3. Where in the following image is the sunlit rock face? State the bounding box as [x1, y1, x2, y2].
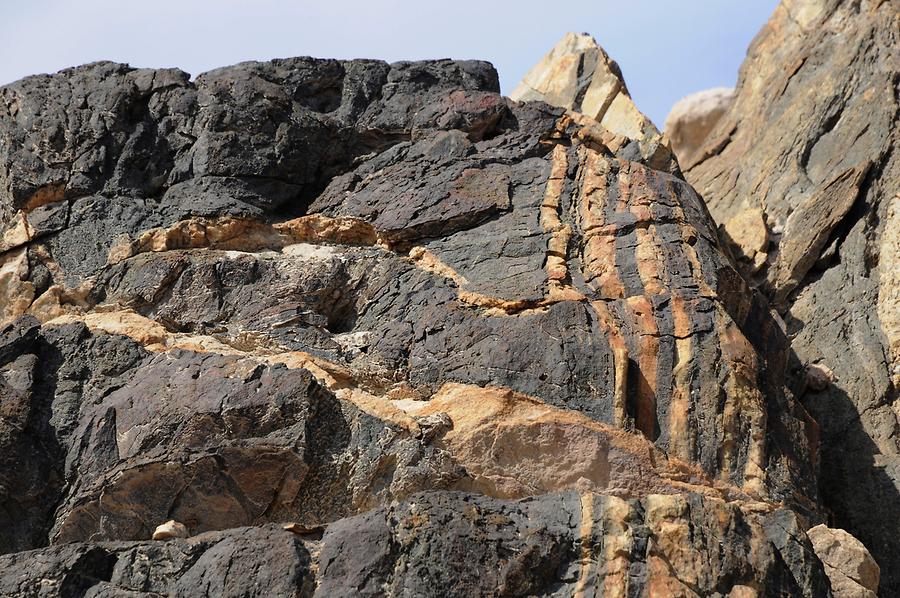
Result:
[0, 3, 892, 593]
[510, 32, 670, 170]
[664, 87, 735, 169]
[680, 0, 900, 592]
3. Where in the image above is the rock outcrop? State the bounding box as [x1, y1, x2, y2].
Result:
[808, 524, 880, 598]
[683, 0, 900, 592]
[0, 492, 832, 597]
[0, 3, 892, 594]
[664, 87, 735, 168]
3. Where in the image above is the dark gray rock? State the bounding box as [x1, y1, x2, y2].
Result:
[0, 524, 313, 597]
[0, 57, 499, 223]
[0, 492, 832, 597]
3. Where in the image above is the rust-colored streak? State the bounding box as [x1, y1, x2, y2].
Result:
[716, 309, 767, 496]
[624, 295, 660, 441]
[579, 148, 625, 299]
[23, 183, 67, 212]
[591, 300, 629, 427]
[666, 178, 716, 299]
[668, 296, 695, 462]
[633, 225, 665, 295]
[626, 166, 667, 296]
[541, 144, 574, 294]
[573, 493, 596, 598]
[107, 215, 384, 265]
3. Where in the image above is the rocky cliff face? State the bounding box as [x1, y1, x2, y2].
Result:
[682, 0, 899, 593]
[0, 1, 893, 596]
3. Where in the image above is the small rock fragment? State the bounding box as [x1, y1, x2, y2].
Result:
[152, 520, 189, 540]
[283, 522, 325, 536]
[722, 207, 770, 264]
[415, 412, 453, 443]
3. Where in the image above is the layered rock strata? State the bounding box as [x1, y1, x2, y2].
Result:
[0, 10, 886, 596]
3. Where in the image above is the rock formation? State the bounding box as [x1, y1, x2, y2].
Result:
[808, 525, 880, 598]
[683, 0, 900, 592]
[664, 87, 735, 168]
[510, 32, 668, 169]
[0, 0, 893, 595]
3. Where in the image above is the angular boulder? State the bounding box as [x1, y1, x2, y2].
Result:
[809, 524, 880, 598]
[664, 87, 735, 168]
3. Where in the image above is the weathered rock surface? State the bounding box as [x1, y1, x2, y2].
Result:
[0, 13, 886, 595]
[509, 32, 671, 170]
[809, 524, 880, 598]
[0, 492, 831, 597]
[683, 0, 900, 591]
[664, 87, 735, 169]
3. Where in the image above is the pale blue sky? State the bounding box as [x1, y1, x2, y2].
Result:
[0, 0, 779, 126]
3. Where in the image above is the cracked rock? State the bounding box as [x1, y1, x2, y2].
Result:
[0, 4, 893, 593]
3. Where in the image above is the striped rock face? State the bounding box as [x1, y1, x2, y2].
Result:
[0, 37, 849, 597]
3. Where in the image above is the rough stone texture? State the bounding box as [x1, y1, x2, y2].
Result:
[664, 87, 735, 170]
[0, 492, 831, 598]
[0, 19, 881, 595]
[0, 524, 315, 597]
[683, 0, 900, 591]
[509, 32, 672, 171]
[0, 59, 499, 222]
[809, 524, 880, 598]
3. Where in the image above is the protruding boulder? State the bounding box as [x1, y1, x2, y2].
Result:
[808, 524, 880, 598]
[152, 520, 189, 540]
[722, 206, 771, 273]
[664, 87, 735, 168]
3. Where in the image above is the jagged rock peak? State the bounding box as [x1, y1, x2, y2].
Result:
[510, 32, 670, 167]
